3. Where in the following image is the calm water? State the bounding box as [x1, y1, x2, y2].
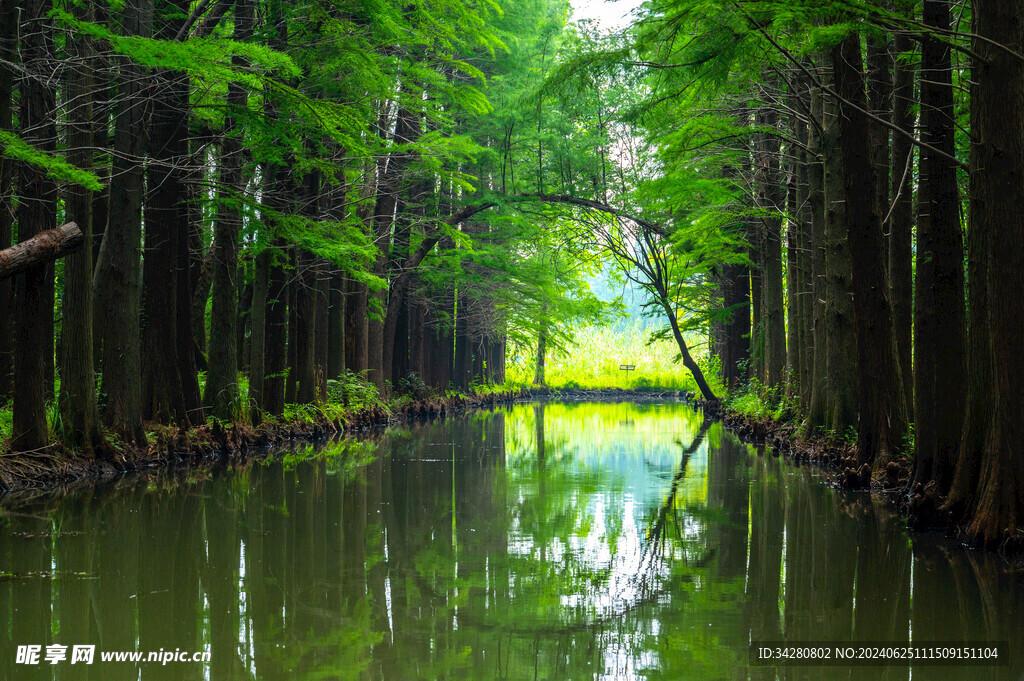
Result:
[0, 400, 1022, 680]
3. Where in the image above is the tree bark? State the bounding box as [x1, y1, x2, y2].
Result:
[806, 81, 831, 431]
[141, 0, 192, 425]
[327, 270, 346, 380]
[314, 259, 330, 401]
[532, 319, 546, 387]
[754, 105, 787, 390]
[912, 0, 966, 494]
[94, 0, 152, 445]
[820, 88, 859, 435]
[204, 0, 252, 419]
[0, 223, 83, 280]
[867, 33, 892, 267]
[831, 34, 909, 469]
[889, 1, 916, 417]
[249, 249, 268, 424]
[263, 242, 289, 416]
[12, 0, 57, 451]
[959, 0, 1024, 546]
[0, 0, 16, 402]
[345, 277, 368, 375]
[58, 0, 102, 453]
[294, 250, 318, 404]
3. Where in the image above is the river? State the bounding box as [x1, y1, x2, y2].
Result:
[0, 400, 1021, 680]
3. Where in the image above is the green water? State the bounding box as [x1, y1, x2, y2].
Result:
[0, 400, 1021, 680]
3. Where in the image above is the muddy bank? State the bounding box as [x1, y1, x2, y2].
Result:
[690, 397, 1004, 551]
[0, 388, 527, 499]
[694, 397, 912, 491]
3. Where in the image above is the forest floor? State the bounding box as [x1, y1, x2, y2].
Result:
[0, 386, 527, 500]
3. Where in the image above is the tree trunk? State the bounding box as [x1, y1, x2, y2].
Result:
[431, 292, 454, 389]
[661, 296, 717, 401]
[454, 291, 472, 390]
[867, 34, 892, 268]
[785, 148, 801, 397]
[141, 0, 192, 425]
[409, 296, 425, 380]
[0, 223, 83, 279]
[285, 268, 298, 404]
[263, 242, 289, 416]
[204, 0, 252, 419]
[294, 252, 318, 404]
[314, 260, 330, 401]
[191, 236, 213, 372]
[533, 315, 546, 387]
[831, 34, 908, 469]
[889, 1, 916, 416]
[237, 278, 252, 375]
[959, 0, 1024, 546]
[806, 82, 830, 431]
[345, 277, 368, 376]
[911, 0, 966, 494]
[327, 270, 346, 380]
[0, 0, 16, 402]
[249, 249, 268, 424]
[12, 0, 57, 451]
[820, 89, 859, 435]
[754, 106, 787, 390]
[94, 0, 152, 445]
[59, 3, 102, 452]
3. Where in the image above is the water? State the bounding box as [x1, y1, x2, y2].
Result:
[0, 400, 1021, 680]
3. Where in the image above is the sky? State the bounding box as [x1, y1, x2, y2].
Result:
[569, 0, 643, 30]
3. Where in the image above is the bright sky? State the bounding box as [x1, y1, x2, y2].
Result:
[569, 0, 643, 31]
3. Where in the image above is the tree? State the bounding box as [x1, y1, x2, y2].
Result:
[949, 0, 1024, 546]
[911, 0, 965, 493]
[93, 0, 152, 445]
[12, 0, 57, 452]
[59, 0, 103, 452]
[831, 33, 908, 470]
[205, 0, 253, 419]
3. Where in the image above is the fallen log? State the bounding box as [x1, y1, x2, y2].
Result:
[0, 222, 83, 280]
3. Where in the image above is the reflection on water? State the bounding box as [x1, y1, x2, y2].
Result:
[0, 401, 1022, 680]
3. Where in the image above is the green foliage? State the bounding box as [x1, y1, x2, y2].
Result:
[0, 131, 104, 191]
[326, 372, 383, 411]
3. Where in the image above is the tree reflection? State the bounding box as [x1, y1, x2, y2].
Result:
[0, 402, 1021, 679]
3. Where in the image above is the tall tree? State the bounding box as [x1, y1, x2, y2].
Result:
[952, 0, 1024, 546]
[93, 0, 153, 445]
[831, 32, 908, 469]
[12, 0, 57, 451]
[59, 0, 103, 452]
[753, 105, 786, 390]
[911, 0, 966, 493]
[0, 0, 16, 403]
[205, 0, 253, 419]
[888, 0, 916, 417]
[141, 0, 193, 425]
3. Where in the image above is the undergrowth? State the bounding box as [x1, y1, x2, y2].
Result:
[0, 370, 522, 454]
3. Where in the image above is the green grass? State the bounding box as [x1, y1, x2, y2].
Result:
[0, 407, 10, 441]
[508, 321, 722, 393]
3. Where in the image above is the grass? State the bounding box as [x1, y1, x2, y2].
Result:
[508, 320, 722, 393]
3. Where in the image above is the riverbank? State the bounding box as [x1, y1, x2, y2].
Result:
[0, 387, 527, 497]
[690, 396, 1005, 549]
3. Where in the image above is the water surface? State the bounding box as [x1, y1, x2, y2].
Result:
[1, 400, 1021, 680]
